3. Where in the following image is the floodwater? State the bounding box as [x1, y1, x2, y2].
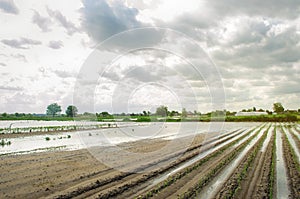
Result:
[275, 128, 290, 199]
[0, 122, 261, 155]
[291, 127, 300, 140]
[261, 126, 273, 152]
[0, 120, 107, 128]
[283, 127, 300, 163]
[146, 127, 254, 190]
[197, 125, 266, 199]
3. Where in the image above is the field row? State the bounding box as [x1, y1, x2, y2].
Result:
[0, 123, 299, 198]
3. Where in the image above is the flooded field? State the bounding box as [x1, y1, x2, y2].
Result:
[0, 122, 299, 199]
[0, 122, 255, 155]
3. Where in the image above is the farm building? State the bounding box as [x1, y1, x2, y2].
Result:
[235, 111, 268, 116]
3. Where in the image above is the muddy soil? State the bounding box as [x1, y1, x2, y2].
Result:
[282, 130, 300, 199]
[0, 132, 210, 198]
[240, 131, 276, 199]
[214, 129, 267, 199]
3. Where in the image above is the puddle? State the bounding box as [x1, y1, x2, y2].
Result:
[0, 132, 84, 155]
[276, 127, 290, 199]
[260, 125, 273, 152]
[145, 125, 262, 191]
[0, 120, 131, 128]
[283, 127, 300, 163]
[291, 128, 300, 140]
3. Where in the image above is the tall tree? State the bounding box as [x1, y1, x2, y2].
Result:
[273, 102, 284, 113]
[65, 105, 78, 117]
[182, 108, 187, 117]
[46, 103, 62, 117]
[142, 110, 148, 116]
[156, 106, 168, 117]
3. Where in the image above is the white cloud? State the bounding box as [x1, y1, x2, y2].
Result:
[32, 10, 52, 32]
[48, 40, 63, 49]
[0, 0, 299, 113]
[1, 37, 42, 49]
[47, 7, 79, 35]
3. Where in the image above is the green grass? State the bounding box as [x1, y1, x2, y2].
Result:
[225, 114, 298, 122]
[0, 113, 299, 122]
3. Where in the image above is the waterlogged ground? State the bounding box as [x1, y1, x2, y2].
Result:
[0, 120, 113, 128]
[0, 122, 258, 155]
[1, 122, 299, 199]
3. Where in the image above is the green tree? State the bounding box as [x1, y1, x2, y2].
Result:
[46, 103, 62, 117]
[169, 110, 179, 117]
[194, 110, 200, 115]
[142, 110, 148, 116]
[156, 106, 168, 117]
[182, 108, 187, 118]
[273, 102, 284, 113]
[65, 105, 78, 117]
[1, 113, 7, 117]
[100, 112, 110, 117]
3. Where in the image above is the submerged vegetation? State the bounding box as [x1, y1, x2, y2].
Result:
[0, 139, 11, 146]
[0, 124, 113, 135]
[46, 135, 71, 141]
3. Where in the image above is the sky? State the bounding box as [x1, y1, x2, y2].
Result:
[0, 0, 299, 114]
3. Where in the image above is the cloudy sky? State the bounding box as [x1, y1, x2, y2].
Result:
[0, 0, 299, 114]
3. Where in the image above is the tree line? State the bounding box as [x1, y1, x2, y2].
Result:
[46, 103, 78, 117]
[0, 102, 299, 121]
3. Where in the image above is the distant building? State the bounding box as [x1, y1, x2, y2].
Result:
[129, 118, 138, 121]
[235, 111, 268, 116]
[102, 119, 124, 122]
[187, 111, 199, 118]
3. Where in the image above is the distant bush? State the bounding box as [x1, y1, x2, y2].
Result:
[225, 114, 298, 122]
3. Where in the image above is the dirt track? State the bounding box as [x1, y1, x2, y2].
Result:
[1, 123, 299, 199]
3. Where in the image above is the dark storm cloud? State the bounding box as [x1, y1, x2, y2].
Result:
[1, 37, 42, 49]
[0, 0, 19, 14]
[0, 62, 6, 66]
[81, 0, 142, 42]
[32, 10, 52, 32]
[212, 24, 300, 69]
[47, 7, 78, 35]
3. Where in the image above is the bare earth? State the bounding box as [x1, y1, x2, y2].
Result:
[0, 132, 207, 198]
[1, 124, 299, 199]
